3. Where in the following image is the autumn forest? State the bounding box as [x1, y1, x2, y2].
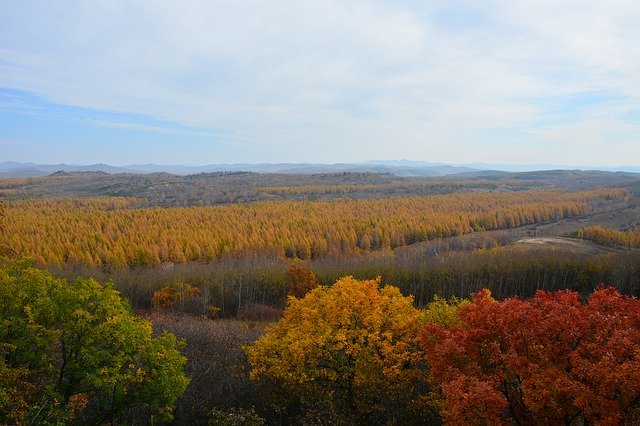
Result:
[2, 170, 640, 424]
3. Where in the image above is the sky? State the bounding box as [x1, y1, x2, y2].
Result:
[1, 1, 639, 167]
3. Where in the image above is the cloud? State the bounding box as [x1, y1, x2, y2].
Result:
[0, 0, 638, 164]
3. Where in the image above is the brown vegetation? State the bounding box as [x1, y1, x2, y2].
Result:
[148, 313, 266, 424]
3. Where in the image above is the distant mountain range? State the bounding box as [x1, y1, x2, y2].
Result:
[0, 161, 477, 177]
[1, 161, 639, 178]
[0, 162, 134, 177]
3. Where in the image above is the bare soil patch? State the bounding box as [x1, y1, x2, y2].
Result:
[516, 236, 619, 254]
[523, 202, 640, 238]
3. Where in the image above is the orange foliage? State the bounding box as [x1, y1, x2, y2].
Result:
[286, 263, 318, 298]
[423, 288, 640, 424]
[579, 225, 640, 248]
[1, 188, 628, 267]
[66, 393, 90, 422]
[151, 281, 200, 310]
[152, 286, 177, 309]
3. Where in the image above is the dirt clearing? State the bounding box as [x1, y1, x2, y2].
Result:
[516, 236, 621, 254]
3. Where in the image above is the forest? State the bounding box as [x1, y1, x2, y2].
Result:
[2, 170, 640, 424]
[578, 225, 640, 248]
[1, 188, 629, 266]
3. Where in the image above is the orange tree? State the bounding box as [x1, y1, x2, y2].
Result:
[286, 262, 318, 298]
[422, 288, 640, 424]
[245, 276, 437, 424]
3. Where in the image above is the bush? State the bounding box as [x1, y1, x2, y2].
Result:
[208, 407, 265, 425]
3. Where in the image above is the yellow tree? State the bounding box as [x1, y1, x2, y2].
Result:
[245, 276, 436, 424]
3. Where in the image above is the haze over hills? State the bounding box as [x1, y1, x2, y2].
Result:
[0, 161, 476, 177]
[126, 162, 477, 177]
[2, 161, 640, 178]
[0, 162, 138, 177]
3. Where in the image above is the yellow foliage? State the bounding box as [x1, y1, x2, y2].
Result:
[578, 225, 640, 249]
[1, 188, 628, 267]
[245, 276, 434, 422]
[423, 295, 469, 328]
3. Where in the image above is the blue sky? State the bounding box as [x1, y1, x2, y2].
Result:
[1, 1, 639, 166]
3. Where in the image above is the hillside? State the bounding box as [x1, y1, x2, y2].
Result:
[2, 168, 639, 207]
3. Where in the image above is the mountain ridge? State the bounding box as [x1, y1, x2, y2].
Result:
[1, 161, 639, 178]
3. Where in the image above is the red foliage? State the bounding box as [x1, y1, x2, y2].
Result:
[422, 288, 640, 425]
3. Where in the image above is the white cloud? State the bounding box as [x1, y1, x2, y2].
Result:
[0, 0, 639, 164]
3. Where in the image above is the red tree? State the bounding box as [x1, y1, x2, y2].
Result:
[422, 288, 640, 425]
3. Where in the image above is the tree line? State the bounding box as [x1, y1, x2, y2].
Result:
[246, 277, 640, 424]
[3, 169, 639, 207]
[578, 225, 640, 248]
[43, 240, 640, 319]
[6, 262, 640, 424]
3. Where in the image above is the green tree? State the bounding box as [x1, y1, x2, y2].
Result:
[0, 350, 30, 424]
[245, 276, 436, 424]
[0, 260, 189, 424]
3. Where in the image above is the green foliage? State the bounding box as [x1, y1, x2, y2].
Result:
[423, 295, 469, 328]
[0, 347, 30, 424]
[0, 259, 189, 424]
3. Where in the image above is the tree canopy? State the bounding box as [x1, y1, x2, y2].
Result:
[0, 260, 189, 424]
[423, 288, 640, 424]
[245, 276, 436, 424]
[2, 188, 626, 266]
[578, 225, 640, 248]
